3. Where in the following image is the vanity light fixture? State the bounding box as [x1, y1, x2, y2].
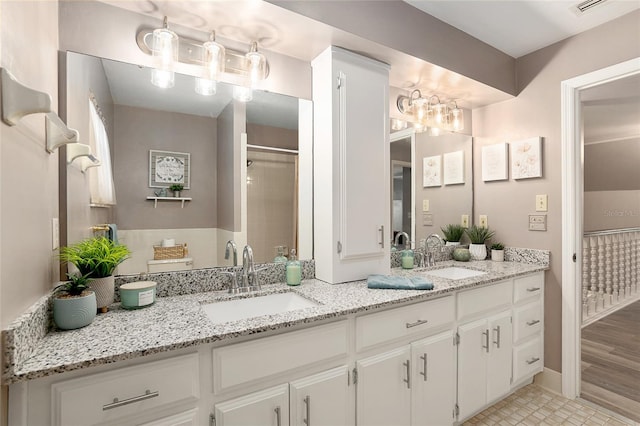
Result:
[150, 17, 179, 89]
[396, 90, 464, 133]
[137, 17, 270, 99]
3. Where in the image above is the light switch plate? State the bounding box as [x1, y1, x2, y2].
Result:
[479, 215, 488, 228]
[461, 214, 469, 228]
[422, 199, 430, 212]
[536, 194, 548, 212]
[423, 213, 433, 226]
[529, 214, 547, 231]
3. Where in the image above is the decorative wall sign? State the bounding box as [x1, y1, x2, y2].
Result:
[443, 150, 465, 185]
[482, 143, 509, 181]
[423, 155, 442, 187]
[510, 137, 542, 179]
[149, 150, 191, 188]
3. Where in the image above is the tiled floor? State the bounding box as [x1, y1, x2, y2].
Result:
[464, 384, 637, 425]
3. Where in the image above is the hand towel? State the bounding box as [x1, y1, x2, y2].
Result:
[367, 275, 434, 290]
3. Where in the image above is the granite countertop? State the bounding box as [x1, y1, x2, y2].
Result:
[6, 260, 547, 384]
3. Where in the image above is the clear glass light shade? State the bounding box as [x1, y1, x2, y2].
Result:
[195, 78, 217, 96]
[450, 107, 464, 131]
[151, 69, 175, 89]
[433, 103, 448, 125]
[233, 86, 253, 102]
[202, 39, 225, 81]
[246, 42, 267, 86]
[390, 118, 407, 131]
[151, 26, 178, 89]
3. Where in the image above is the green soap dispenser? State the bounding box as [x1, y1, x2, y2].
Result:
[274, 246, 288, 263]
[286, 248, 302, 286]
[401, 248, 414, 269]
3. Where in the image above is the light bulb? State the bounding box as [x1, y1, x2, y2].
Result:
[202, 31, 225, 81]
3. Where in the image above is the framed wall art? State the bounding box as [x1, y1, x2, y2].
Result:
[149, 150, 191, 188]
[510, 137, 542, 179]
[443, 150, 465, 185]
[423, 155, 442, 187]
[482, 143, 509, 181]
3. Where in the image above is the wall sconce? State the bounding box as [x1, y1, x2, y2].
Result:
[397, 90, 464, 133]
[137, 17, 270, 99]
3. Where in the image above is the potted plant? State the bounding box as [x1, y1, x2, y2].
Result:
[464, 225, 495, 261]
[441, 224, 465, 245]
[59, 237, 131, 313]
[491, 242, 505, 262]
[169, 183, 184, 197]
[53, 273, 97, 330]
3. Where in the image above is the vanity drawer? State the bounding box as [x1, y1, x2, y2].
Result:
[356, 296, 454, 351]
[513, 301, 542, 343]
[513, 337, 543, 383]
[51, 353, 200, 426]
[514, 272, 544, 304]
[457, 280, 512, 321]
[213, 321, 348, 393]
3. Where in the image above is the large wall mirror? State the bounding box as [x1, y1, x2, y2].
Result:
[63, 52, 312, 274]
[390, 128, 473, 248]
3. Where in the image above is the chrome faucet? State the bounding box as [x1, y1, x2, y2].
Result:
[425, 233, 445, 267]
[241, 245, 261, 291]
[224, 240, 238, 266]
[394, 232, 410, 249]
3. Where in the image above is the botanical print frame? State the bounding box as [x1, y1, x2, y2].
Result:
[443, 150, 465, 185]
[149, 150, 191, 188]
[482, 143, 509, 181]
[423, 155, 442, 187]
[510, 137, 542, 179]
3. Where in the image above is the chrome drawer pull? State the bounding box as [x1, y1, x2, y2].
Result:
[406, 319, 429, 328]
[103, 390, 159, 411]
[493, 325, 501, 348]
[275, 406, 282, 426]
[403, 360, 411, 389]
[526, 357, 540, 365]
[527, 319, 541, 326]
[526, 287, 540, 292]
[420, 353, 428, 381]
[303, 395, 311, 426]
[482, 330, 490, 353]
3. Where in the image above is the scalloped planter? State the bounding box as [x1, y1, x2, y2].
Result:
[53, 291, 97, 330]
[469, 243, 487, 261]
[88, 275, 115, 312]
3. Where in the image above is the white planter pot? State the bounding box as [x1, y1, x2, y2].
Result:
[88, 275, 115, 312]
[469, 243, 487, 261]
[445, 241, 461, 246]
[491, 249, 505, 262]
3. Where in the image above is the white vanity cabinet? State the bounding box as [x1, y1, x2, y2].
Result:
[512, 272, 545, 385]
[312, 46, 391, 284]
[214, 384, 290, 426]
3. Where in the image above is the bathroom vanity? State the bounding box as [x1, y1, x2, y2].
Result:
[5, 261, 545, 425]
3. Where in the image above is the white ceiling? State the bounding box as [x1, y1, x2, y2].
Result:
[405, 0, 640, 58]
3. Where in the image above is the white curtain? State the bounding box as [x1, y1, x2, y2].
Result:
[88, 100, 116, 205]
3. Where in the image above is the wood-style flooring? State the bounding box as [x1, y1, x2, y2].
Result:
[581, 299, 640, 423]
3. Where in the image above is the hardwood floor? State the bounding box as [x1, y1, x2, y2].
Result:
[581, 299, 640, 423]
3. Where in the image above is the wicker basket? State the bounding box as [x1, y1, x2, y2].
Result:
[153, 244, 186, 260]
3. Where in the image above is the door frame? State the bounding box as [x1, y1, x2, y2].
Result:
[560, 57, 640, 398]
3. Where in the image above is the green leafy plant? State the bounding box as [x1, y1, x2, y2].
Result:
[169, 183, 184, 192]
[59, 237, 131, 278]
[56, 273, 91, 297]
[491, 242, 505, 250]
[465, 225, 495, 244]
[441, 224, 465, 243]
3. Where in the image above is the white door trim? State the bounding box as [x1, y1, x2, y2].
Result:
[560, 57, 640, 399]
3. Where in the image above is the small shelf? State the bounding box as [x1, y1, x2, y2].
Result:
[146, 196, 192, 208]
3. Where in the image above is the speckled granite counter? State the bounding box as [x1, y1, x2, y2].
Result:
[2, 259, 548, 384]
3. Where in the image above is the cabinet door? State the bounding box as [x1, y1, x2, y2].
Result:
[457, 318, 488, 420]
[487, 311, 513, 402]
[290, 366, 352, 426]
[356, 347, 411, 426]
[214, 384, 289, 426]
[138, 408, 199, 426]
[411, 331, 455, 426]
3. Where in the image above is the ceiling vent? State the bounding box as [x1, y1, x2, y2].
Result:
[575, 0, 609, 13]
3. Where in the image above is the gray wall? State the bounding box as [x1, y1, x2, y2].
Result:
[472, 10, 640, 373]
[113, 105, 218, 229]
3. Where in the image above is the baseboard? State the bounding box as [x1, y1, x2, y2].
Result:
[533, 367, 562, 395]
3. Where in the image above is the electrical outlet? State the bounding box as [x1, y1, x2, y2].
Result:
[529, 214, 547, 231]
[479, 215, 488, 228]
[52, 218, 60, 250]
[536, 194, 548, 212]
[423, 213, 433, 226]
[422, 199, 430, 212]
[461, 214, 469, 228]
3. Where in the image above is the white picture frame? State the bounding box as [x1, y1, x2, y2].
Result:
[423, 155, 442, 187]
[482, 143, 509, 181]
[149, 150, 191, 188]
[510, 137, 542, 179]
[443, 150, 465, 185]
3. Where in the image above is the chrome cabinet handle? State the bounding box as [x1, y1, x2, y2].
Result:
[406, 319, 429, 328]
[526, 357, 540, 365]
[379, 225, 384, 248]
[102, 390, 159, 411]
[403, 360, 411, 389]
[275, 406, 282, 426]
[303, 395, 311, 426]
[493, 325, 501, 348]
[420, 353, 428, 381]
[527, 319, 541, 326]
[526, 287, 540, 292]
[482, 330, 489, 352]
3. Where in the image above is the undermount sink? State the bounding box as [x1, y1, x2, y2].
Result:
[202, 292, 319, 325]
[424, 267, 487, 280]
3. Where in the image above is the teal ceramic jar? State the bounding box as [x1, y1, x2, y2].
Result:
[53, 291, 97, 330]
[453, 248, 471, 262]
[120, 281, 157, 309]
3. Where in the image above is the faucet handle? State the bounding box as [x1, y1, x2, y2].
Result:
[219, 271, 240, 294]
[247, 266, 269, 291]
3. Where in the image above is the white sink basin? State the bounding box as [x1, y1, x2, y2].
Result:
[202, 292, 319, 325]
[424, 267, 487, 280]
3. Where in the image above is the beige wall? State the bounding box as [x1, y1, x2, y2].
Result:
[472, 10, 640, 373]
[113, 105, 218, 229]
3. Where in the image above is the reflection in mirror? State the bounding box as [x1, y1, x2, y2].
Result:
[389, 128, 473, 249]
[64, 52, 312, 274]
